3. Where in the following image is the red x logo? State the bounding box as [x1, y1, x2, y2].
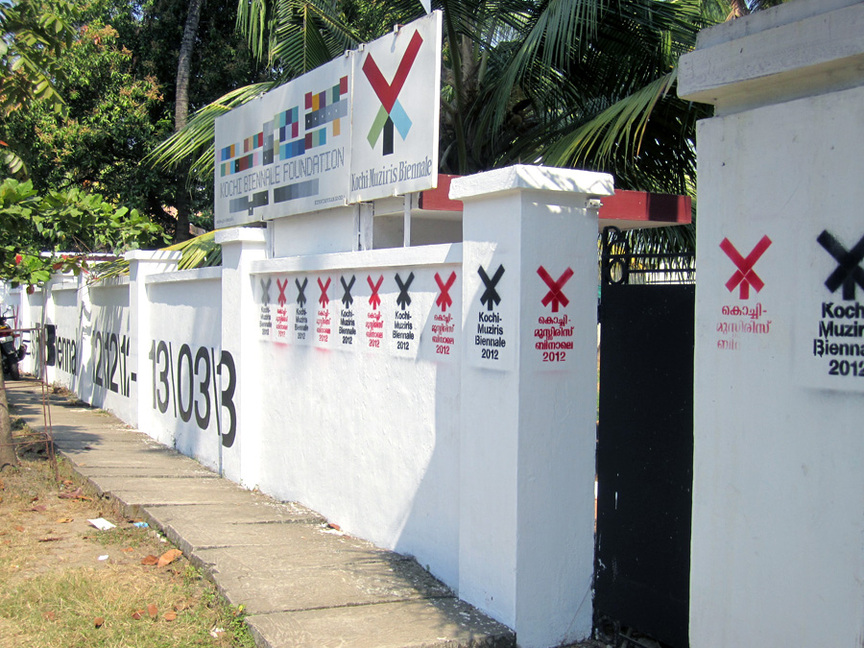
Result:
[720, 236, 771, 299]
[362, 31, 423, 113]
[435, 271, 456, 312]
[318, 277, 331, 307]
[538, 266, 574, 313]
[276, 278, 289, 307]
[367, 275, 383, 310]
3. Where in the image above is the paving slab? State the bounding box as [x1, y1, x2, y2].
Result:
[5, 380, 517, 648]
[73, 464, 218, 478]
[208, 551, 453, 614]
[245, 598, 515, 648]
[192, 526, 392, 569]
[143, 501, 323, 528]
[150, 508, 336, 555]
[90, 474, 258, 506]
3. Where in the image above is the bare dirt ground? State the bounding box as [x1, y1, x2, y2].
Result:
[0, 432, 253, 648]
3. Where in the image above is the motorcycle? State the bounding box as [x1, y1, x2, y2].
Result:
[0, 315, 27, 380]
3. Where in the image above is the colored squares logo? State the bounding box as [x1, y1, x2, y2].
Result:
[219, 75, 348, 179]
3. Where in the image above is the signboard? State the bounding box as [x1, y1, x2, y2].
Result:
[349, 11, 442, 203]
[214, 12, 442, 228]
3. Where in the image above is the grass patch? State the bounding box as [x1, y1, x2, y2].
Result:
[0, 456, 255, 647]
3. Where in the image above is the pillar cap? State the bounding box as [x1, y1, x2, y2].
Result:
[678, 0, 864, 115]
[215, 227, 267, 246]
[449, 165, 613, 202]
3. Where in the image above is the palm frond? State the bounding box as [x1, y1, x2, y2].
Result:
[87, 230, 223, 283]
[543, 69, 677, 170]
[163, 230, 222, 270]
[146, 83, 272, 182]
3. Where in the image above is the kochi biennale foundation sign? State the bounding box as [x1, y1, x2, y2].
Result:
[214, 12, 442, 227]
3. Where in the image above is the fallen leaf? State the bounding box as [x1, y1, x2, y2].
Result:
[94, 617, 105, 628]
[328, 522, 341, 531]
[38, 537, 63, 542]
[56, 518, 73, 524]
[163, 611, 177, 621]
[147, 604, 158, 619]
[157, 549, 182, 567]
[0, 478, 4, 490]
[131, 610, 144, 620]
[43, 611, 56, 621]
[26, 505, 47, 512]
[141, 555, 159, 565]
[30, 496, 38, 502]
[59, 487, 92, 501]
[122, 547, 134, 553]
[13, 525, 23, 532]
[62, 480, 74, 486]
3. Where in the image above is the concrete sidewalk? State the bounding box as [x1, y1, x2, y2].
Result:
[6, 380, 515, 648]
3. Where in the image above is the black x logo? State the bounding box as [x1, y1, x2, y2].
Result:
[260, 278, 271, 306]
[395, 272, 414, 310]
[295, 277, 308, 307]
[341, 275, 356, 309]
[479, 264, 505, 311]
[817, 230, 864, 301]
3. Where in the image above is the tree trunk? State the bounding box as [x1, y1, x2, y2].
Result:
[173, 0, 205, 244]
[175, 0, 204, 133]
[0, 373, 16, 470]
[728, 0, 751, 19]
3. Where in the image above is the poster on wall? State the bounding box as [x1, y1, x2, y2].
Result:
[527, 265, 577, 368]
[465, 246, 516, 371]
[214, 12, 441, 228]
[797, 224, 864, 392]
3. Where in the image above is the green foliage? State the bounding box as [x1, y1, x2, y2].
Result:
[0, 0, 76, 117]
[1, 20, 175, 219]
[0, 178, 164, 287]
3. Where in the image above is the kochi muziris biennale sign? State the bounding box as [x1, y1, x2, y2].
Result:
[214, 12, 442, 228]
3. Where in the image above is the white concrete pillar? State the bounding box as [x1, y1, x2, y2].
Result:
[679, 1, 864, 646]
[126, 250, 181, 430]
[215, 228, 266, 483]
[452, 165, 613, 648]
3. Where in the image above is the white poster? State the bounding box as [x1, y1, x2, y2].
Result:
[349, 11, 442, 203]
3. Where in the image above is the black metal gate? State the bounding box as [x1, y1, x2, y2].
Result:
[594, 227, 695, 648]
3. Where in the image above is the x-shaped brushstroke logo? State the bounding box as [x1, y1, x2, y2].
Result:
[260, 278, 272, 306]
[295, 278, 308, 307]
[817, 230, 864, 301]
[538, 266, 573, 313]
[395, 272, 414, 310]
[368, 275, 383, 309]
[435, 271, 456, 312]
[341, 275, 356, 309]
[276, 278, 289, 307]
[362, 30, 423, 155]
[720, 236, 772, 299]
[479, 264, 504, 311]
[318, 277, 331, 307]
